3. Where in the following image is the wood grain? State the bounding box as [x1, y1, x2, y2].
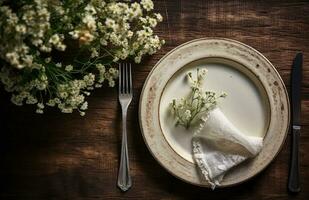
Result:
[1, 0, 309, 199]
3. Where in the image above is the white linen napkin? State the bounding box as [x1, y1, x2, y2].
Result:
[192, 108, 263, 189]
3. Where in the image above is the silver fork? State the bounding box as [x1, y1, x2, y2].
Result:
[117, 63, 132, 191]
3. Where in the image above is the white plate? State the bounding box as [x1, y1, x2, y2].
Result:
[159, 58, 270, 163]
[139, 38, 289, 187]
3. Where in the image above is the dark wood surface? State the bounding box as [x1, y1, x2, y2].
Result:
[1, 0, 309, 199]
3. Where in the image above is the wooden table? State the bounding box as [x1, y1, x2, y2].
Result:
[1, 0, 308, 199]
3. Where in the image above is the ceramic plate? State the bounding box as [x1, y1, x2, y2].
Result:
[139, 38, 289, 187]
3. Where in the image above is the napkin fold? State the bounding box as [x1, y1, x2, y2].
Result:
[192, 108, 263, 189]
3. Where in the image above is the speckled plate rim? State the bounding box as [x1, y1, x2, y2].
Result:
[138, 38, 290, 187]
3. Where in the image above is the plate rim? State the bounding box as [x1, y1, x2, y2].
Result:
[138, 37, 290, 187]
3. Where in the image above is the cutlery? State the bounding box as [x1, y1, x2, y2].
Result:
[117, 63, 133, 192]
[288, 53, 302, 193]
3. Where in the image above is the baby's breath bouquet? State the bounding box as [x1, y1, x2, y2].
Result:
[0, 0, 164, 115]
[171, 68, 227, 129]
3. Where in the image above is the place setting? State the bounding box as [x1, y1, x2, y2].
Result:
[0, 0, 304, 196]
[139, 38, 295, 189]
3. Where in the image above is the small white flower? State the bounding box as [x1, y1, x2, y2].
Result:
[134, 55, 142, 63]
[45, 57, 51, 63]
[96, 63, 105, 72]
[148, 17, 158, 27]
[154, 13, 163, 22]
[36, 109, 44, 114]
[65, 65, 73, 72]
[46, 99, 56, 107]
[57, 44, 66, 51]
[69, 30, 80, 39]
[37, 103, 45, 109]
[95, 83, 102, 88]
[15, 24, 26, 33]
[80, 102, 88, 110]
[141, 0, 154, 11]
[61, 107, 73, 113]
[82, 14, 96, 31]
[183, 110, 191, 120]
[49, 34, 60, 45]
[26, 95, 38, 104]
[105, 18, 118, 30]
[127, 31, 133, 38]
[85, 4, 96, 15]
[201, 68, 208, 76]
[90, 48, 99, 58]
[108, 80, 115, 87]
[40, 45, 52, 53]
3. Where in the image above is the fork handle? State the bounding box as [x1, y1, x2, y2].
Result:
[117, 110, 132, 191]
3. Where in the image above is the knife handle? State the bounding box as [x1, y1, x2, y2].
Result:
[288, 126, 301, 193]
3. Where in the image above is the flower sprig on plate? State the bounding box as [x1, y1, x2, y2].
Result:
[171, 68, 227, 129]
[0, 0, 164, 115]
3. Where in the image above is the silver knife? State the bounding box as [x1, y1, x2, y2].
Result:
[288, 53, 302, 193]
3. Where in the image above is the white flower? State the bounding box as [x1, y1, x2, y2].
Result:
[154, 13, 163, 22]
[57, 44, 66, 51]
[23, 55, 33, 66]
[83, 73, 95, 86]
[46, 99, 56, 107]
[32, 39, 43, 46]
[148, 17, 157, 27]
[26, 96, 38, 104]
[45, 57, 51, 63]
[82, 14, 96, 31]
[15, 24, 26, 33]
[129, 3, 142, 18]
[108, 67, 117, 76]
[201, 68, 208, 76]
[61, 107, 73, 113]
[127, 31, 133, 38]
[69, 30, 79, 39]
[5, 52, 20, 67]
[99, 38, 108, 46]
[36, 109, 44, 114]
[134, 55, 142, 63]
[90, 48, 99, 58]
[141, 0, 154, 11]
[37, 103, 44, 109]
[65, 65, 73, 72]
[96, 63, 105, 72]
[80, 102, 88, 110]
[105, 18, 118, 30]
[108, 80, 115, 87]
[40, 45, 52, 52]
[85, 4, 96, 15]
[183, 110, 192, 120]
[95, 83, 102, 88]
[49, 34, 61, 45]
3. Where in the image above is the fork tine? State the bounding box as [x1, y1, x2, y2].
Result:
[129, 63, 132, 94]
[119, 63, 122, 93]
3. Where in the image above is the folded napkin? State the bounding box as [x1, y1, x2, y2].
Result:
[192, 108, 263, 189]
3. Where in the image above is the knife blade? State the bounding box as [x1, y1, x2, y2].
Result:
[288, 53, 302, 193]
[291, 53, 302, 126]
